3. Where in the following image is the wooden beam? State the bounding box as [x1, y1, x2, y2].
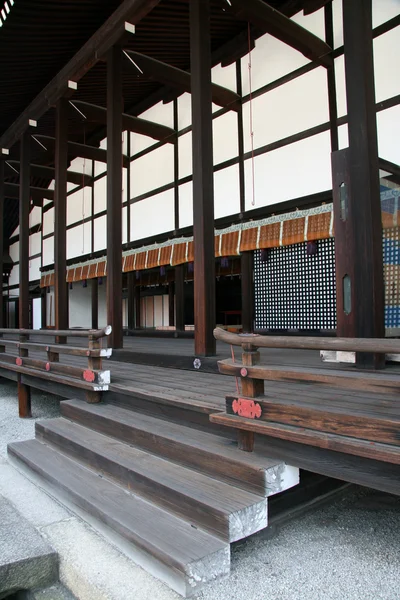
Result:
[228, 0, 332, 67]
[168, 282, 175, 327]
[4, 182, 54, 201]
[334, 0, 384, 368]
[70, 100, 175, 142]
[190, 0, 216, 356]
[0, 0, 161, 149]
[41, 288, 47, 329]
[134, 283, 141, 328]
[124, 50, 241, 111]
[303, 0, 331, 15]
[107, 46, 124, 349]
[54, 98, 69, 337]
[91, 278, 99, 330]
[175, 265, 185, 333]
[33, 135, 130, 168]
[19, 132, 30, 330]
[127, 272, 135, 329]
[5, 161, 93, 187]
[0, 161, 3, 329]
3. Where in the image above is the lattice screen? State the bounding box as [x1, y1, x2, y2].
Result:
[384, 227, 400, 328]
[254, 239, 337, 331]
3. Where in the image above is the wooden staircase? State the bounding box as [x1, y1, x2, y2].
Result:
[8, 397, 299, 597]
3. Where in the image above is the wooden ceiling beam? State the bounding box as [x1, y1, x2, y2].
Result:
[5, 161, 93, 187]
[0, 0, 161, 149]
[124, 50, 241, 111]
[227, 0, 332, 67]
[34, 135, 130, 168]
[303, 0, 331, 16]
[5, 182, 54, 203]
[70, 100, 175, 142]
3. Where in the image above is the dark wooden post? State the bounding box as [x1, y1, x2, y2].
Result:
[127, 272, 135, 330]
[239, 343, 264, 452]
[41, 288, 47, 329]
[91, 277, 99, 330]
[54, 97, 69, 342]
[18, 131, 31, 417]
[0, 160, 4, 330]
[241, 252, 254, 333]
[134, 283, 141, 328]
[168, 282, 175, 327]
[175, 265, 185, 333]
[106, 45, 123, 349]
[190, 0, 216, 356]
[333, 0, 384, 368]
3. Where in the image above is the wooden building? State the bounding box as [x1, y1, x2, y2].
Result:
[1, 0, 400, 595]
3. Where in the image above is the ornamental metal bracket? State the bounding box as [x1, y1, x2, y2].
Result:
[232, 398, 262, 419]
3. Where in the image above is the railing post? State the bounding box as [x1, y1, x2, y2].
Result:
[237, 343, 264, 452]
[85, 333, 102, 403]
[18, 332, 31, 418]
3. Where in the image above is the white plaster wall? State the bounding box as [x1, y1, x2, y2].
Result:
[178, 181, 193, 228]
[29, 207, 42, 227]
[140, 101, 174, 129]
[130, 144, 174, 197]
[8, 265, 19, 288]
[94, 176, 107, 214]
[178, 132, 192, 178]
[177, 93, 192, 129]
[154, 295, 164, 327]
[211, 62, 237, 91]
[93, 215, 107, 252]
[29, 232, 41, 257]
[213, 111, 238, 164]
[67, 187, 92, 226]
[214, 165, 240, 219]
[47, 288, 55, 327]
[377, 106, 400, 165]
[32, 297, 41, 330]
[291, 7, 325, 38]
[42, 237, 54, 267]
[98, 281, 107, 328]
[67, 222, 92, 260]
[373, 27, 400, 103]
[29, 257, 41, 282]
[130, 189, 174, 241]
[43, 208, 54, 236]
[9, 242, 19, 263]
[69, 283, 92, 328]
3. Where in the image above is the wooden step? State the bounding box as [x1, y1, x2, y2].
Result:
[8, 439, 230, 598]
[36, 417, 268, 542]
[61, 399, 299, 497]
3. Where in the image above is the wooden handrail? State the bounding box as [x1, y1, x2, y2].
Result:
[0, 325, 112, 340]
[214, 327, 400, 354]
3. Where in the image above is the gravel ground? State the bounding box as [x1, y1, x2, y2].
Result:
[1, 380, 400, 600]
[0, 380, 60, 457]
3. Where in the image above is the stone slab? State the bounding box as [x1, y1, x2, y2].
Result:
[0, 495, 58, 597]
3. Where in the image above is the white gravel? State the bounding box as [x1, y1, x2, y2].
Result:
[1, 379, 400, 600]
[0, 380, 60, 457]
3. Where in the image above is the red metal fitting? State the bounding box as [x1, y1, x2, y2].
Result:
[232, 398, 262, 419]
[45, 363, 51, 371]
[83, 369, 95, 382]
[240, 367, 248, 377]
[16, 357, 23, 366]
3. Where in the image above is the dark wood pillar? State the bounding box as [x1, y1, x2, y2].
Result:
[190, 0, 216, 356]
[241, 252, 254, 333]
[18, 131, 31, 416]
[41, 288, 47, 329]
[54, 98, 69, 339]
[134, 283, 141, 328]
[127, 272, 135, 330]
[0, 160, 4, 329]
[19, 132, 30, 330]
[175, 265, 185, 333]
[168, 282, 175, 327]
[91, 277, 99, 330]
[333, 0, 384, 367]
[106, 45, 123, 348]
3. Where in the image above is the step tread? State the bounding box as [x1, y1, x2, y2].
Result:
[8, 439, 228, 574]
[62, 399, 280, 470]
[37, 417, 266, 514]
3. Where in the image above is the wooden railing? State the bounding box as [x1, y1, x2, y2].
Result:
[0, 326, 112, 417]
[212, 327, 400, 453]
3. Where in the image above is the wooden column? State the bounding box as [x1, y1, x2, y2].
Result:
[190, 0, 216, 356]
[40, 288, 47, 329]
[0, 160, 4, 329]
[127, 272, 135, 330]
[175, 265, 185, 333]
[18, 131, 31, 417]
[241, 252, 254, 333]
[91, 277, 99, 330]
[168, 282, 175, 327]
[54, 98, 69, 339]
[106, 45, 123, 348]
[134, 283, 141, 328]
[333, 0, 384, 368]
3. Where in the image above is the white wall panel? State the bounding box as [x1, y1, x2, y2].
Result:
[291, 7, 325, 38]
[29, 206, 42, 227]
[154, 295, 164, 327]
[243, 67, 329, 153]
[47, 288, 55, 327]
[373, 0, 400, 27]
[178, 93, 192, 129]
[163, 294, 169, 326]
[67, 187, 92, 226]
[42, 237, 54, 266]
[178, 182, 193, 229]
[244, 131, 332, 210]
[377, 106, 400, 164]
[29, 232, 41, 257]
[213, 111, 238, 165]
[69, 157, 92, 176]
[140, 101, 174, 129]
[211, 62, 237, 91]
[122, 206, 128, 245]
[214, 165, 240, 219]
[374, 28, 400, 103]
[98, 281, 107, 328]
[94, 175, 107, 214]
[338, 124, 349, 150]
[332, 0, 343, 49]
[32, 297, 41, 330]
[69, 284, 92, 328]
[131, 144, 174, 196]
[240, 34, 309, 96]
[178, 132, 192, 178]
[67, 223, 92, 260]
[130, 132, 155, 155]
[130, 189, 174, 241]
[9, 242, 19, 263]
[29, 257, 41, 282]
[43, 208, 54, 235]
[334, 55, 347, 118]
[93, 215, 107, 252]
[8, 265, 19, 287]
[94, 160, 106, 176]
[123, 167, 128, 202]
